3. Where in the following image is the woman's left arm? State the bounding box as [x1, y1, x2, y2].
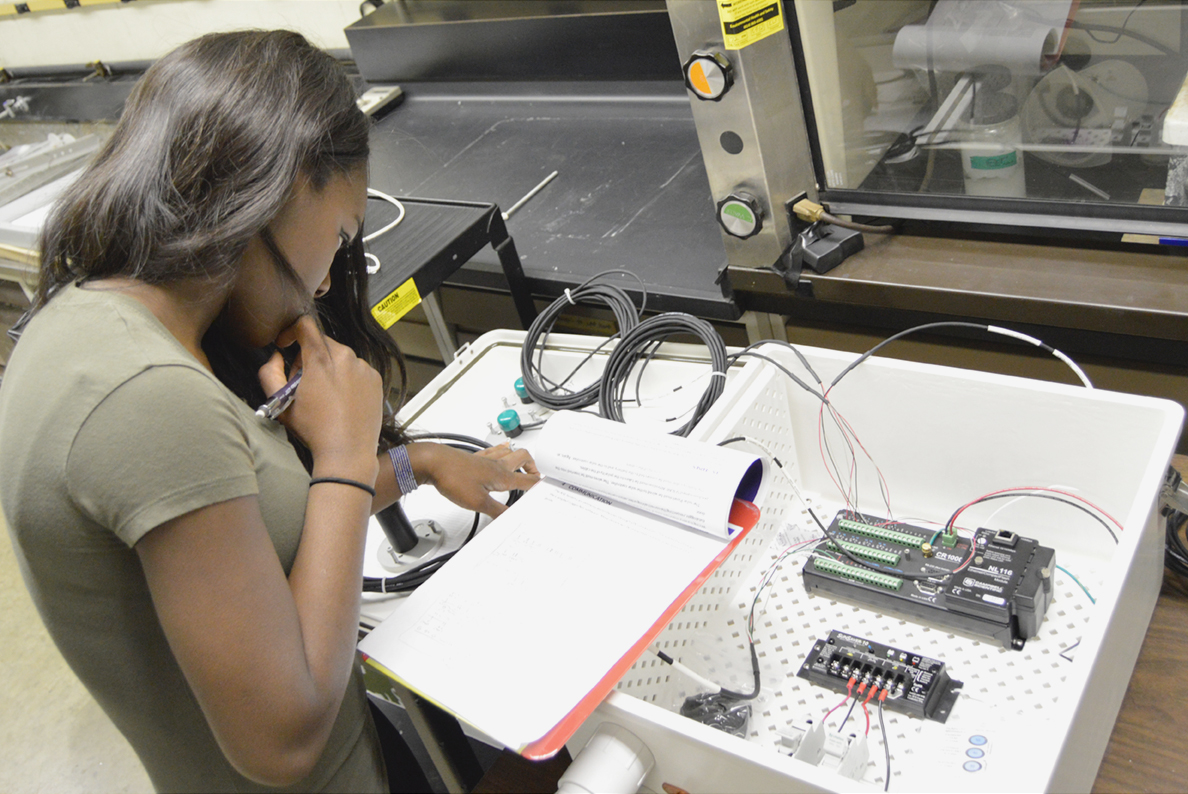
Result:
[372, 441, 539, 517]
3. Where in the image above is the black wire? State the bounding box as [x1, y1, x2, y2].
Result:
[363, 551, 456, 593]
[1081, 0, 1146, 44]
[519, 270, 645, 411]
[1166, 510, 1188, 578]
[945, 491, 1118, 544]
[830, 322, 993, 389]
[598, 312, 728, 437]
[837, 697, 858, 733]
[655, 522, 760, 700]
[1071, 9, 1179, 56]
[365, 432, 524, 593]
[1010, 1, 1173, 56]
[727, 340, 826, 400]
[719, 640, 761, 700]
[1059, 638, 1082, 663]
[879, 700, 891, 792]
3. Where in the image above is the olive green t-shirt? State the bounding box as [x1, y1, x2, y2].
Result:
[0, 283, 385, 793]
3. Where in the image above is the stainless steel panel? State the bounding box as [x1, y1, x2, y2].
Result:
[666, 0, 818, 269]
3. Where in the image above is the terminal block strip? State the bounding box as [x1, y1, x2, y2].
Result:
[829, 539, 901, 566]
[813, 557, 902, 591]
[837, 517, 921, 547]
[797, 630, 963, 723]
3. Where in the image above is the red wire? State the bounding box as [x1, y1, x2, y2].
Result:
[817, 397, 854, 511]
[947, 486, 1123, 537]
[829, 405, 893, 511]
[951, 541, 978, 574]
[817, 387, 895, 517]
[823, 695, 849, 724]
[860, 685, 878, 735]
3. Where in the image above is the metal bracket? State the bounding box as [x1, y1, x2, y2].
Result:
[1163, 466, 1188, 515]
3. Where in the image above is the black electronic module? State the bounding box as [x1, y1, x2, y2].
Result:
[797, 630, 963, 722]
[802, 512, 1055, 650]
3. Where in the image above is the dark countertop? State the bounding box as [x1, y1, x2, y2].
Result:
[363, 80, 736, 319]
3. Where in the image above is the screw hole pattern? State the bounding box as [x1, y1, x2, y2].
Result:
[610, 373, 1098, 787]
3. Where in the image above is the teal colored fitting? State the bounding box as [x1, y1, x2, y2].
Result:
[497, 408, 523, 438]
[514, 377, 531, 404]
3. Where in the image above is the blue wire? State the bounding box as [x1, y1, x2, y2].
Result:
[1057, 564, 1096, 604]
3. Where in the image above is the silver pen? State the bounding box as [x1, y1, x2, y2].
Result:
[255, 371, 302, 420]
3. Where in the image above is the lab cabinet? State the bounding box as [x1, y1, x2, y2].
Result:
[796, 0, 1188, 238]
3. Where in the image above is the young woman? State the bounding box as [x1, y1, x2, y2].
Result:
[0, 30, 537, 792]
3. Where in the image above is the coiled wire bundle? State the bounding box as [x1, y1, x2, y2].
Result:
[519, 271, 644, 411]
[598, 312, 728, 437]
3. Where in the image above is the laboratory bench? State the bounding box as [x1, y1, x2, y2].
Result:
[5, 67, 1188, 794]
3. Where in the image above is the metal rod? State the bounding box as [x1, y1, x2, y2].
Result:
[501, 170, 558, 220]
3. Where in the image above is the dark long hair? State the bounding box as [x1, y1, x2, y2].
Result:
[36, 30, 407, 456]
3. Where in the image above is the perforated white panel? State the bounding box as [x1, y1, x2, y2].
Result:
[377, 330, 1179, 793]
[613, 362, 1098, 789]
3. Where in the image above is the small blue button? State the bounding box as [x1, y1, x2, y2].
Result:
[969, 734, 988, 746]
[963, 760, 983, 772]
[966, 748, 985, 759]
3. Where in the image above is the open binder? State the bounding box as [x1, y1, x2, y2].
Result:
[359, 411, 767, 758]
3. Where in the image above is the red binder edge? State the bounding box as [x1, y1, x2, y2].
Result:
[519, 497, 761, 759]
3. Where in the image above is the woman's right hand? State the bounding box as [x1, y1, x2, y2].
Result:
[259, 315, 383, 481]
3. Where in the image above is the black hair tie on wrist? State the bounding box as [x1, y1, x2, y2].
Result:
[309, 477, 377, 497]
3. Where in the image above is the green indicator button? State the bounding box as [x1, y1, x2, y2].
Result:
[722, 203, 754, 224]
[717, 192, 762, 239]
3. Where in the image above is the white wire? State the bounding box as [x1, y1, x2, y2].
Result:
[986, 325, 1094, 389]
[652, 650, 722, 694]
[722, 436, 806, 503]
[978, 483, 1082, 527]
[1051, 349, 1094, 389]
[364, 188, 406, 243]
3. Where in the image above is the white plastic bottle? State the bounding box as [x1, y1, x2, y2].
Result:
[962, 87, 1027, 198]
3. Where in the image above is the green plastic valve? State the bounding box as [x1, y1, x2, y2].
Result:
[497, 409, 523, 438]
[514, 377, 531, 404]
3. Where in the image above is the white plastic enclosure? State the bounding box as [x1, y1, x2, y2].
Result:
[360, 329, 1183, 793]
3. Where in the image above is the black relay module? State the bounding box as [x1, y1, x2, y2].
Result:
[797, 631, 963, 722]
[802, 512, 1055, 650]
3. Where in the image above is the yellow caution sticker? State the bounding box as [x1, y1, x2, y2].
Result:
[371, 278, 421, 329]
[717, 0, 784, 50]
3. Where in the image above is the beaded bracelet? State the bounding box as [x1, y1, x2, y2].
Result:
[389, 444, 418, 496]
[308, 477, 376, 497]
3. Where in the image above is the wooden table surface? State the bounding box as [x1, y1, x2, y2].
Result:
[1093, 452, 1188, 792]
[478, 456, 1188, 794]
[1093, 575, 1188, 792]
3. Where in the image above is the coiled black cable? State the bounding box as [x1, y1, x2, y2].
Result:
[519, 270, 645, 411]
[1166, 509, 1188, 579]
[598, 312, 728, 437]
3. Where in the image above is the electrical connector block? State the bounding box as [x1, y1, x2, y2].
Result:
[778, 716, 868, 781]
[837, 517, 922, 547]
[813, 557, 903, 591]
[792, 199, 827, 224]
[830, 539, 901, 566]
